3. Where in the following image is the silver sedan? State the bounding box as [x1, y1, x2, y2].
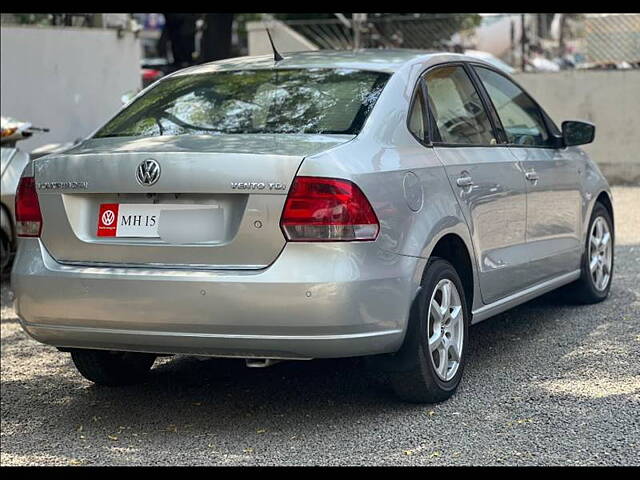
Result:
[11, 50, 613, 402]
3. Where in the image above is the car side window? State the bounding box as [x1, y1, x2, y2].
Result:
[408, 87, 426, 142]
[424, 65, 496, 146]
[474, 66, 553, 147]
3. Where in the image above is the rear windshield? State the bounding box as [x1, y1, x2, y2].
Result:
[94, 68, 390, 138]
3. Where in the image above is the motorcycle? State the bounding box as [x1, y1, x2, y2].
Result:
[0, 116, 75, 274]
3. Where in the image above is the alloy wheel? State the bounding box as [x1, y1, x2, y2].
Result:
[588, 216, 612, 291]
[427, 279, 464, 382]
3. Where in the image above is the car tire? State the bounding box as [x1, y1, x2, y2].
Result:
[567, 202, 614, 304]
[388, 258, 469, 403]
[0, 229, 13, 277]
[70, 349, 156, 386]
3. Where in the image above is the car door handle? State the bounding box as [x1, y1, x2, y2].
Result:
[525, 170, 539, 182]
[456, 175, 474, 187]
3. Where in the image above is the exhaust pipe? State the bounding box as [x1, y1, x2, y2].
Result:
[245, 358, 281, 368]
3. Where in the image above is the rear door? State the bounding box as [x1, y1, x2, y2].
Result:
[425, 64, 530, 304]
[34, 134, 353, 269]
[472, 65, 582, 284]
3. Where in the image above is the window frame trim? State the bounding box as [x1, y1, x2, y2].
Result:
[405, 76, 431, 146]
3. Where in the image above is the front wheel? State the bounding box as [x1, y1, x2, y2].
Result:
[388, 258, 469, 403]
[567, 202, 614, 304]
[70, 349, 156, 386]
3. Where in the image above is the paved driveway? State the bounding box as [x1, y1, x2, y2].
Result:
[1, 187, 638, 466]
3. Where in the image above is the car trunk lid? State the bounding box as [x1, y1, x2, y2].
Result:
[34, 133, 353, 269]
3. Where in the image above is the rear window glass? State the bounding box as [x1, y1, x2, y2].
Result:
[94, 68, 390, 138]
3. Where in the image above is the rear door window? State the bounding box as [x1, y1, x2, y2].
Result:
[424, 65, 496, 146]
[408, 88, 426, 142]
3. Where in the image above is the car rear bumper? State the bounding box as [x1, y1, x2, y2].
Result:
[11, 239, 422, 359]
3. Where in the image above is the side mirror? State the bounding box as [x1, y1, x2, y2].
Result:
[562, 120, 595, 147]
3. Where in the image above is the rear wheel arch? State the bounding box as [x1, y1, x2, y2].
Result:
[427, 233, 474, 312]
[367, 233, 475, 374]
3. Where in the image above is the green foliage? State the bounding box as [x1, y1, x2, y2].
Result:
[6, 13, 52, 25]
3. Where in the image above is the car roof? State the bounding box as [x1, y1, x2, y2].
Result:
[173, 49, 480, 76]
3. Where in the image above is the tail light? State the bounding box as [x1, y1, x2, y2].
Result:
[15, 176, 42, 237]
[280, 176, 379, 242]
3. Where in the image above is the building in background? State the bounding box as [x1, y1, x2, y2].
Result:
[0, 14, 141, 152]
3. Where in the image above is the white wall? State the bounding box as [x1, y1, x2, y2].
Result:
[515, 70, 640, 185]
[0, 25, 141, 152]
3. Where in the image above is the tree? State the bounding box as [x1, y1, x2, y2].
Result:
[200, 14, 234, 63]
[162, 13, 198, 70]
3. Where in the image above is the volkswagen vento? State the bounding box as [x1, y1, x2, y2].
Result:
[11, 50, 613, 402]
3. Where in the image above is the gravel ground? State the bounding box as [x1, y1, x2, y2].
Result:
[1, 187, 638, 466]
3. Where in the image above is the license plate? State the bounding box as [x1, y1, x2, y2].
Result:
[97, 203, 212, 238]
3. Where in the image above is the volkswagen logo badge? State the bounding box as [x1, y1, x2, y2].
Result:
[136, 159, 160, 186]
[101, 209, 115, 226]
